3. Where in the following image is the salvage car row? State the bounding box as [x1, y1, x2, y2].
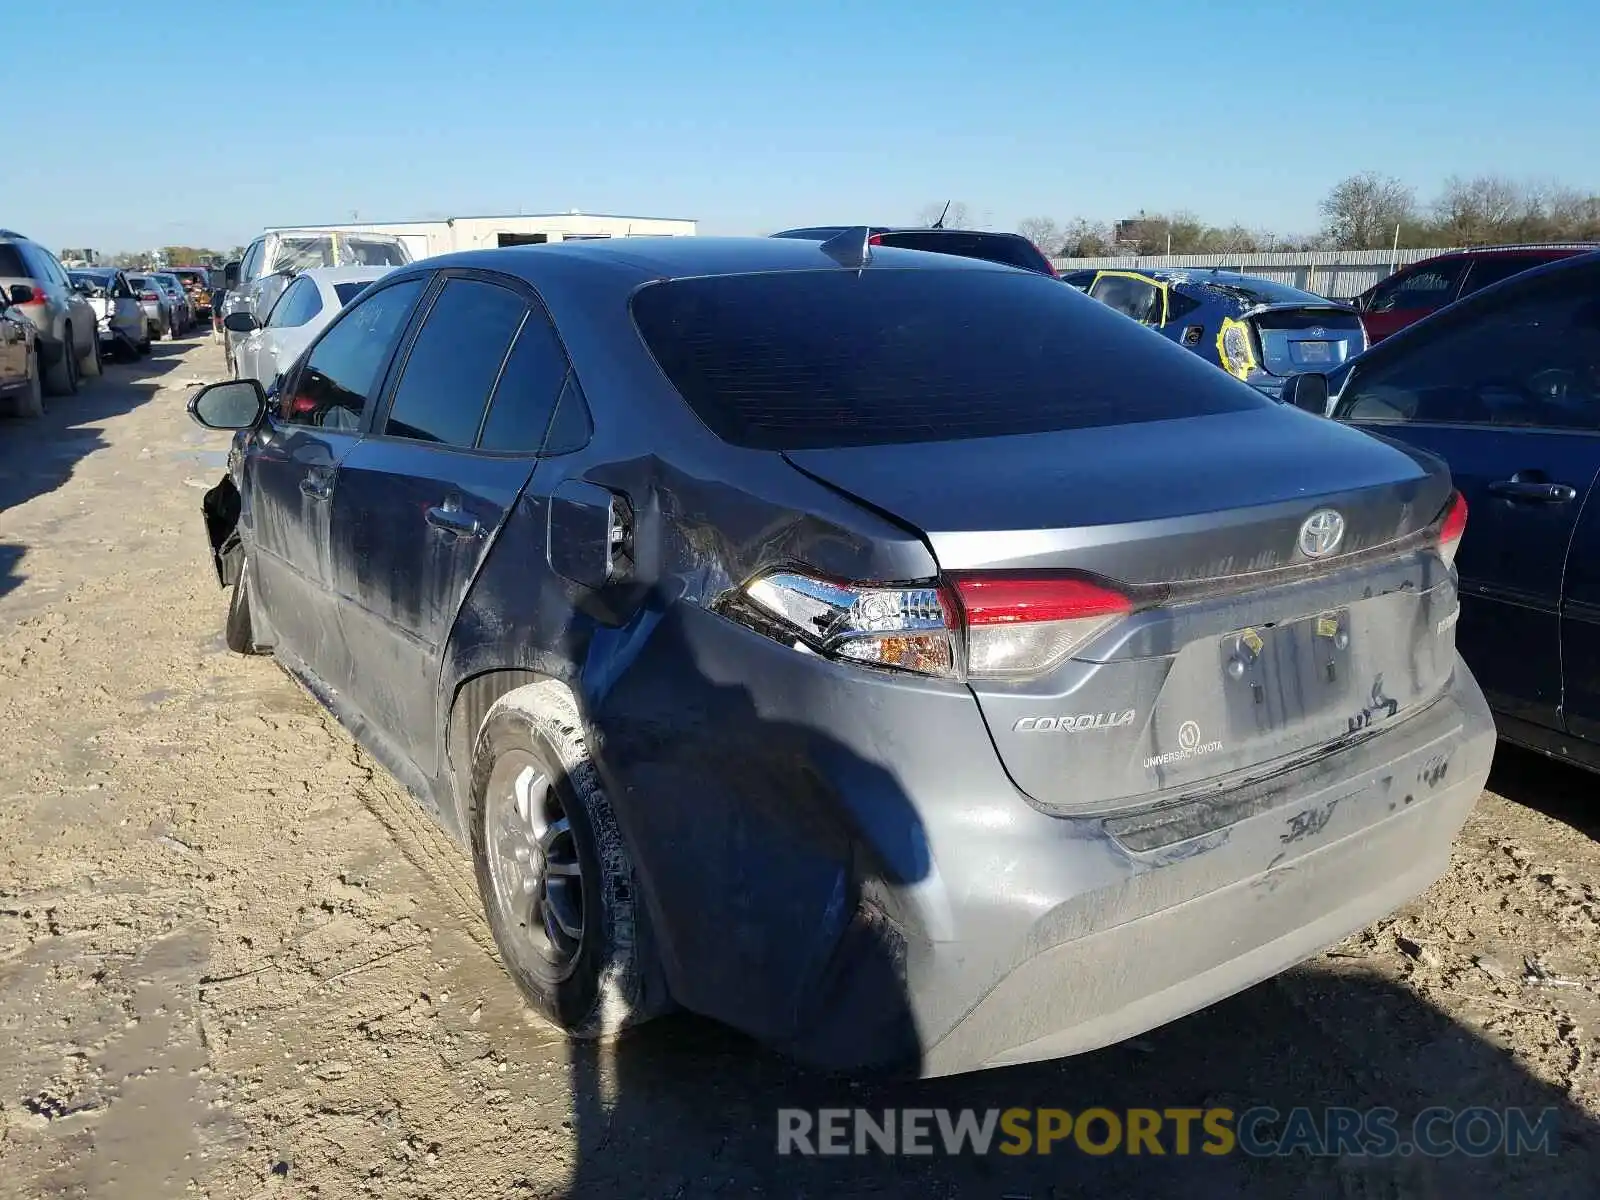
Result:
[0, 226, 219, 418]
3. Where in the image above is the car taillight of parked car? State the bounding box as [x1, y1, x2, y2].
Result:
[1438, 491, 1468, 570]
[719, 569, 1134, 680]
[140, 291, 159, 301]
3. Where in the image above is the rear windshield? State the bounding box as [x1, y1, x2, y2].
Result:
[1190, 275, 1336, 307]
[876, 231, 1052, 274]
[333, 282, 373, 306]
[631, 269, 1271, 450]
[0, 245, 28, 277]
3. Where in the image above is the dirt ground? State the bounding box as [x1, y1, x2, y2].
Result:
[1, 337, 1597, 1199]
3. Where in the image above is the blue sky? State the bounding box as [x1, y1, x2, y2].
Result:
[14, 0, 1597, 253]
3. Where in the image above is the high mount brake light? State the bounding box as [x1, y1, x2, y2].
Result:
[1438, 491, 1467, 570]
[724, 570, 1133, 679]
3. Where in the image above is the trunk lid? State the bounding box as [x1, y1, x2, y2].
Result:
[1248, 304, 1366, 378]
[784, 408, 1459, 813]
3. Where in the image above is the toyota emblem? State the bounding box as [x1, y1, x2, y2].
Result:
[1299, 509, 1346, 559]
[1309, 327, 1325, 337]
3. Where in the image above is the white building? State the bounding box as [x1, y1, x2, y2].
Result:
[261, 211, 696, 264]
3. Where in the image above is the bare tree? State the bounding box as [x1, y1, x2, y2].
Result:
[1318, 172, 1417, 250]
[916, 201, 972, 228]
[1430, 174, 1528, 245]
[1016, 217, 1063, 255]
[1060, 217, 1113, 257]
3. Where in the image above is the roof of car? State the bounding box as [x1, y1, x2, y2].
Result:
[293, 265, 396, 284]
[413, 235, 1021, 283]
[1109, 267, 1340, 307]
[771, 225, 1034, 241]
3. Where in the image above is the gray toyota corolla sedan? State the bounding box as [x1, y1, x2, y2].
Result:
[185, 231, 1494, 1077]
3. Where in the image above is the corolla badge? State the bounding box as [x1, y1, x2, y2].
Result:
[1298, 509, 1346, 559]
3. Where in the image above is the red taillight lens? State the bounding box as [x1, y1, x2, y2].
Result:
[140, 291, 159, 301]
[952, 575, 1131, 676]
[867, 234, 884, 245]
[19, 292, 45, 305]
[951, 576, 1131, 625]
[1438, 491, 1467, 569]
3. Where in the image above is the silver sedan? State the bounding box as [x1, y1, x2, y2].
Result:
[227, 266, 392, 388]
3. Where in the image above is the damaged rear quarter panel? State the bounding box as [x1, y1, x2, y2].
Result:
[434, 343, 943, 1051]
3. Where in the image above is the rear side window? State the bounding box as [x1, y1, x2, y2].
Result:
[1091, 274, 1164, 324]
[477, 310, 570, 453]
[384, 278, 527, 447]
[333, 282, 374, 307]
[0, 244, 31, 277]
[1458, 254, 1551, 298]
[1367, 260, 1467, 313]
[631, 269, 1268, 450]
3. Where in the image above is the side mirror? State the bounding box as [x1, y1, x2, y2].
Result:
[223, 311, 260, 333]
[1280, 373, 1330, 415]
[188, 378, 267, 431]
[8, 284, 36, 305]
[223, 260, 241, 288]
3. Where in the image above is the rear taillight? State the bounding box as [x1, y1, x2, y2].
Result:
[722, 569, 1132, 679]
[951, 574, 1131, 676]
[1438, 491, 1467, 569]
[140, 290, 159, 301]
[867, 234, 884, 246]
[18, 291, 45, 305]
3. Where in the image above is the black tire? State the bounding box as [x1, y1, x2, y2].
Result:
[81, 332, 103, 379]
[43, 329, 79, 396]
[224, 558, 264, 654]
[12, 350, 44, 418]
[469, 683, 664, 1038]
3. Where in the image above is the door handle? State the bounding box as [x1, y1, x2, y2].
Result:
[426, 504, 484, 538]
[299, 476, 332, 501]
[1487, 479, 1578, 503]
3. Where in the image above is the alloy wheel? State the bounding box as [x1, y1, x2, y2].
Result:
[485, 751, 585, 977]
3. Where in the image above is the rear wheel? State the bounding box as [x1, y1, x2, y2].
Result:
[470, 683, 665, 1038]
[43, 329, 79, 396]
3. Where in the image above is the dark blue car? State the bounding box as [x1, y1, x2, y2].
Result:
[1304, 251, 1600, 770]
[1086, 267, 1367, 399]
[184, 233, 1492, 1077]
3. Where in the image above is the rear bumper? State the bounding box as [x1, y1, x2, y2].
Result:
[592, 604, 1494, 1078]
[922, 679, 1491, 1073]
